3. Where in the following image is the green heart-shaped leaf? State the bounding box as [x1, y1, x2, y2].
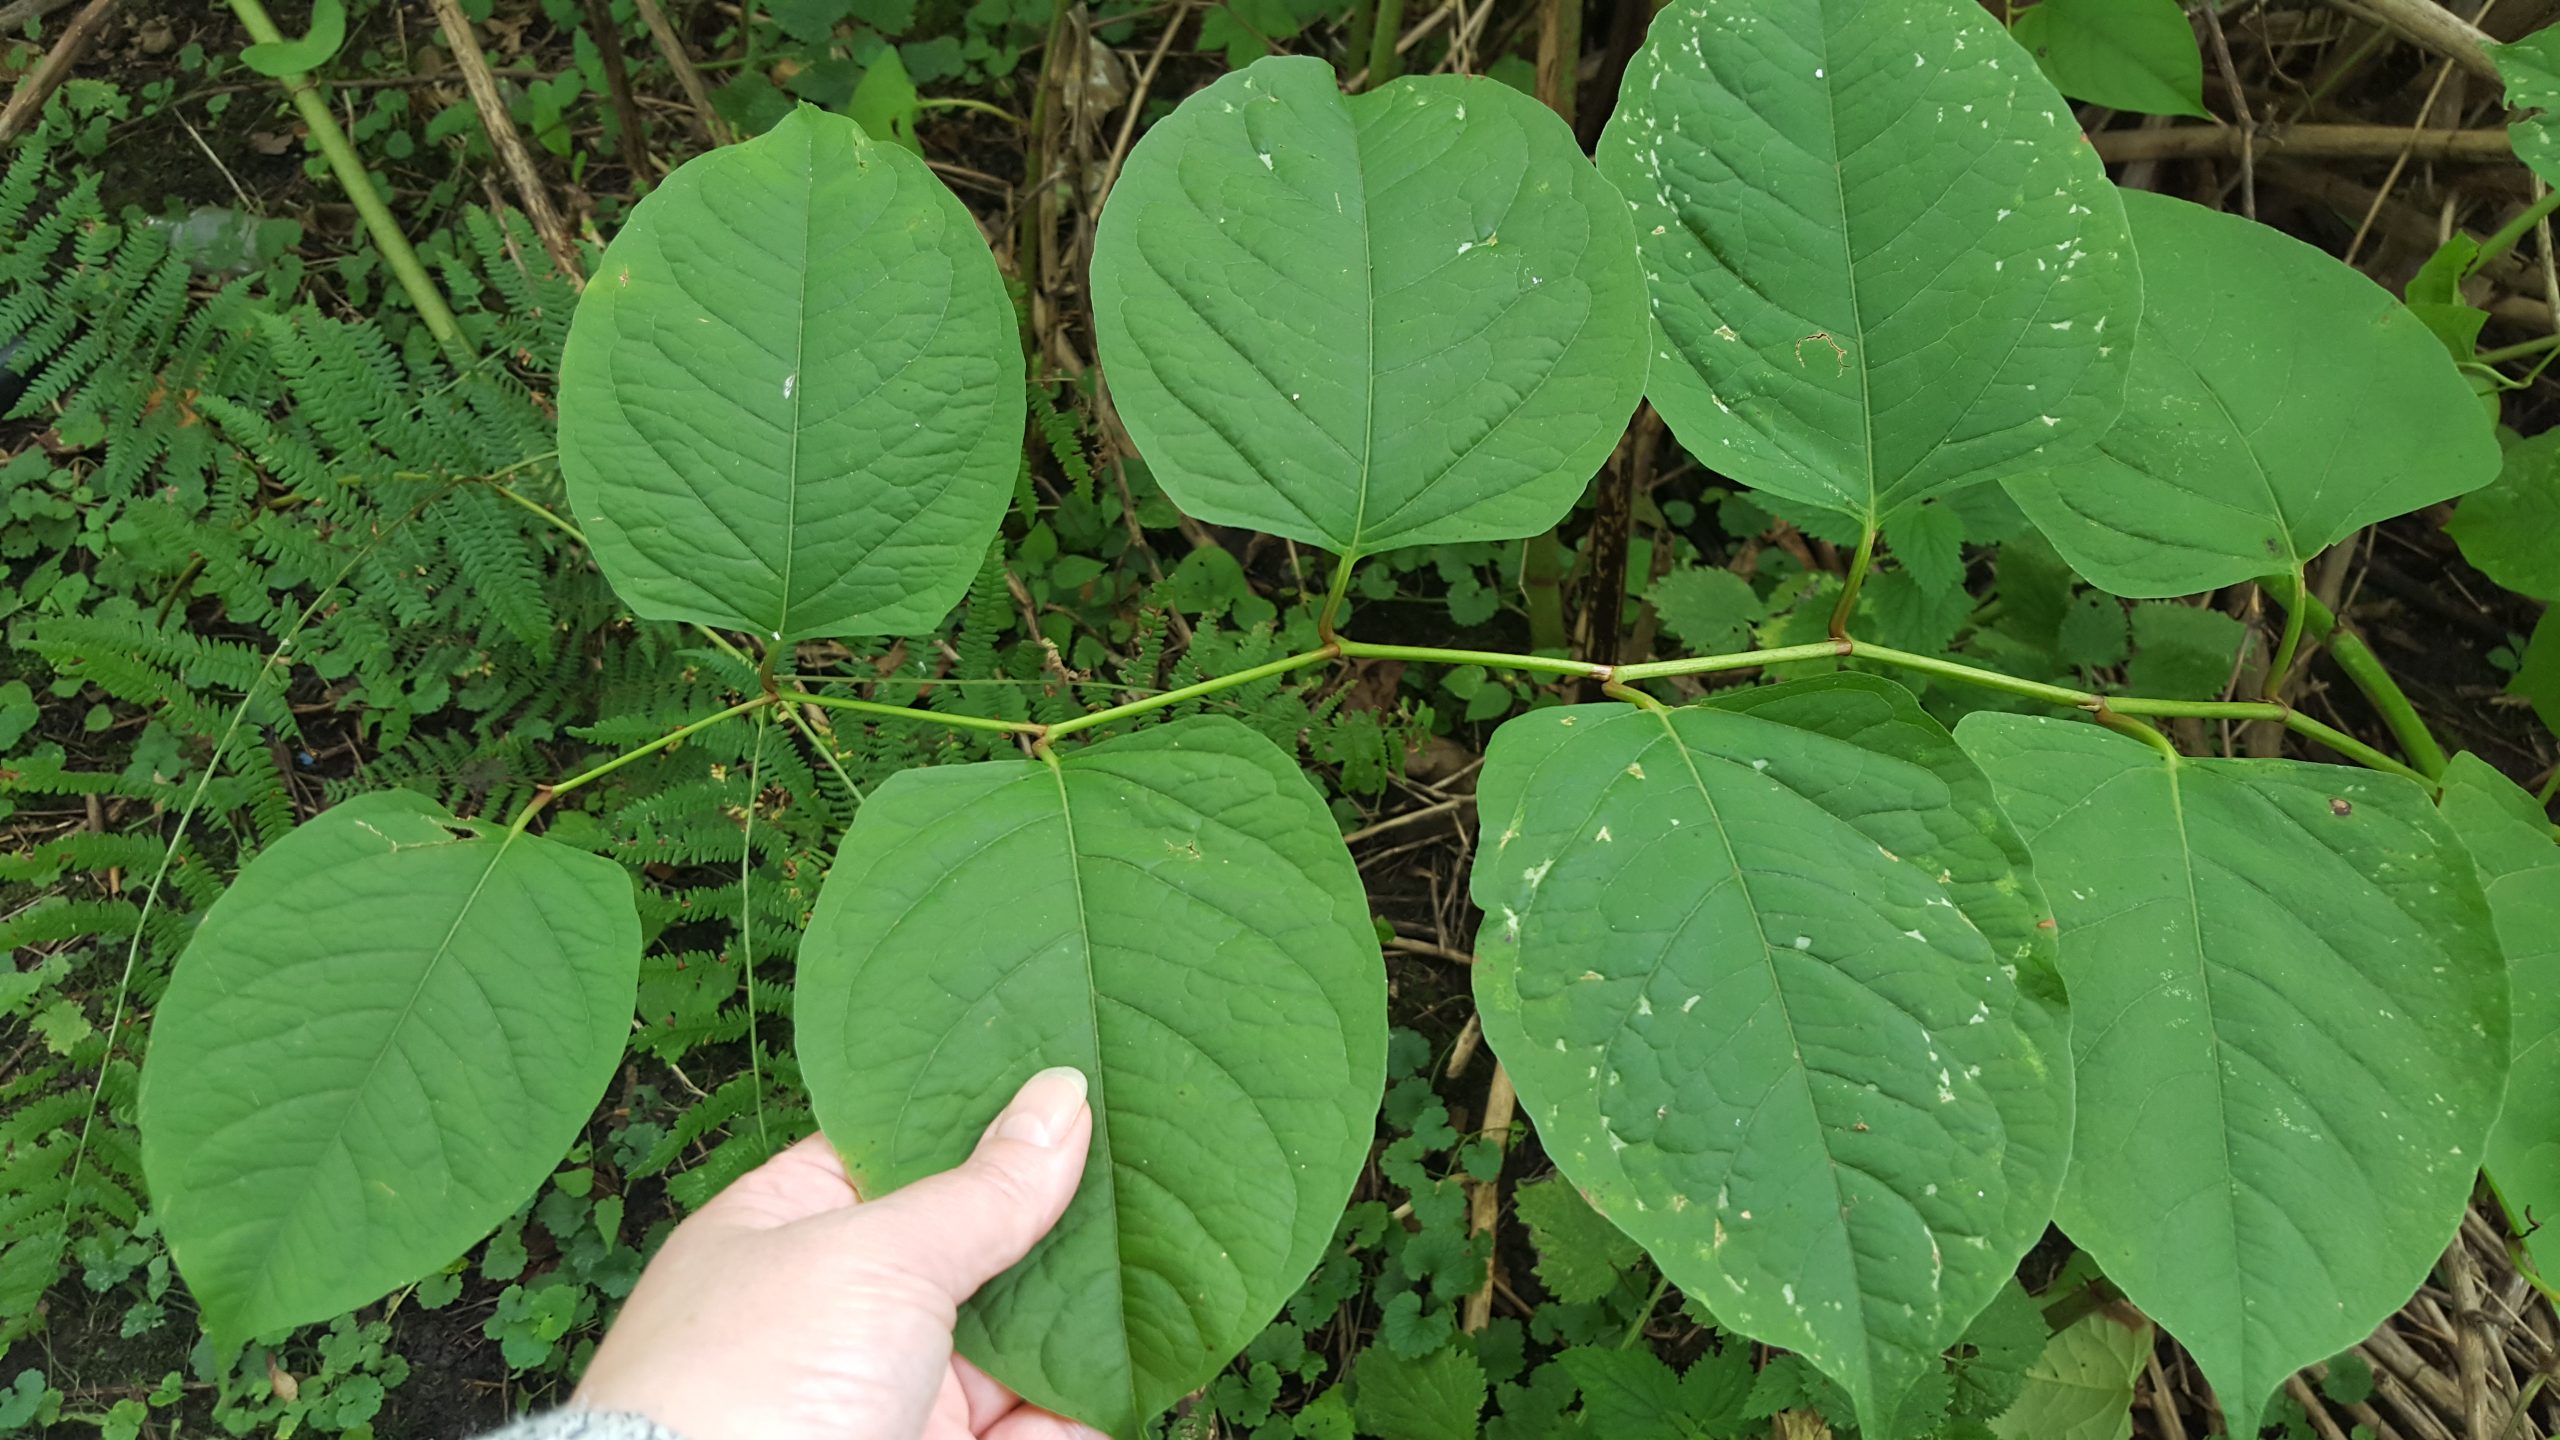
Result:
[1958, 714, 2508, 1437]
[2440, 753, 2560, 1278]
[140, 791, 640, 1348]
[1599, 0, 2139, 528]
[796, 716, 1387, 1439]
[1473, 675, 2071, 1436]
[2004, 191, 2500, 597]
[1092, 56, 1649, 559]
[560, 105, 1022, 642]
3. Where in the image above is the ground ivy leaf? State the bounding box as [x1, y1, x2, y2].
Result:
[1984, 1310, 2151, 1440]
[796, 716, 1387, 1439]
[1511, 1175, 1643, 1304]
[2120, 602, 2244, 701]
[2438, 753, 2560, 1277]
[1599, 0, 2138, 527]
[2010, 0, 2208, 118]
[1355, 1343, 1488, 1440]
[1473, 675, 2072, 1437]
[560, 105, 1022, 642]
[139, 791, 640, 1349]
[1092, 56, 1648, 559]
[2004, 190, 2499, 597]
[1647, 566, 1766, 655]
[1885, 501, 1969, 597]
[2447, 429, 2560, 602]
[1956, 714, 2509, 1437]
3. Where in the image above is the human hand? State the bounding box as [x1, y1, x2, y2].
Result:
[571, 1067, 1103, 1440]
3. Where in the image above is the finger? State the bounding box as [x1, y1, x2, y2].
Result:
[840, 1066, 1094, 1300]
[953, 1355, 1022, 1433]
[694, 1131, 857, 1231]
[978, 1406, 1112, 1440]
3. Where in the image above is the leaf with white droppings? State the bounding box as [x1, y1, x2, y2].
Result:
[1474, 675, 2071, 1437]
[1958, 713, 2508, 1438]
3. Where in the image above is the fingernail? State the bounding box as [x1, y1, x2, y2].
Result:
[996, 1066, 1088, 1146]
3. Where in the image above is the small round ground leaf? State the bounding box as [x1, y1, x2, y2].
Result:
[796, 716, 1387, 1439]
[140, 790, 640, 1347]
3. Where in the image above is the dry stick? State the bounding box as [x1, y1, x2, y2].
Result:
[2090, 124, 2514, 162]
[1459, 1062, 1517, 1334]
[430, 0, 586, 284]
[2446, 1237, 2508, 1438]
[2287, 1376, 2358, 1440]
[1092, 0, 1190, 210]
[0, 0, 116, 146]
[0, 0, 80, 30]
[583, 0, 655, 177]
[631, 0, 730, 147]
[2345, 49, 2464, 265]
[2146, 1348, 2192, 1440]
[2324, 0, 2502, 80]
[2200, 0, 2258, 218]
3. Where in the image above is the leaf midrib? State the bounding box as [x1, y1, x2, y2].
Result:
[234, 824, 519, 1326]
[1045, 761, 1142, 1429]
[1642, 706, 1877, 1413]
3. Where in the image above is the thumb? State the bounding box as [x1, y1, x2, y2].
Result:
[850, 1066, 1095, 1301]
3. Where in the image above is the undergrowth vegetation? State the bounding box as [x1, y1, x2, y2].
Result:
[4, 0, 2559, 1438]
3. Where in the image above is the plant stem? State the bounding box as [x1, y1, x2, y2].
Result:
[784, 689, 1048, 735]
[2262, 573, 2449, 778]
[1619, 1271, 1671, 1349]
[1829, 523, 1877, 641]
[2477, 331, 2560, 366]
[2095, 709, 2183, 762]
[2475, 185, 2560, 270]
[1365, 0, 1405, 86]
[1044, 647, 1344, 739]
[1337, 638, 1612, 678]
[510, 695, 773, 832]
[1318, 552, 1360, 643]
[1611, 642, 1853, 682]
[2265, 569, 2309, 691]
[1833, 642, 2094, 708]
[225, 0, 469, 360]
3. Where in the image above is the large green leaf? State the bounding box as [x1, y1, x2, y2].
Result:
[139, 791, 640, 1347]
[795, 716, 1386, 1439]
[1472, 675, 2072, 1437]
[2440, 753, 2560, 1275]
[1597, 0, 2138, 528]
[2492, 25, 2560, 188]
[1955, 715, 2508, 1436]
[1090, 56, 1648, 558]
[2447, 430, 2560, 601]
[2005, 191, 2500, 597]
[559, 105, 1022, 642]
[2011, 0, 2208, 119]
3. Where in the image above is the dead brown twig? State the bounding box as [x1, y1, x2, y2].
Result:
[0, 0, 118, 147]
[429, 0, 586, 284]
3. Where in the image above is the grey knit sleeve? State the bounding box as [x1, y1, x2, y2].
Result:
[474, 1409, 688, 1440]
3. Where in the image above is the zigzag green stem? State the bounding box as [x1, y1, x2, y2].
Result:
[786, 690, 1047, 735]
[1042, 647, 1346, 739]
[510, 695, 776, 833]
[225, 0, 468, 359]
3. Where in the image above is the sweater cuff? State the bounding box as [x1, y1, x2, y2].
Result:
[478, 1407, 689, 1440]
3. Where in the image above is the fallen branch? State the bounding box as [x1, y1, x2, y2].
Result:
[2093, 123, 2512, 163]
[0, 0, 118, 147]
[430, 0, 585, 283]
[2323, 0, 2502, 81]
